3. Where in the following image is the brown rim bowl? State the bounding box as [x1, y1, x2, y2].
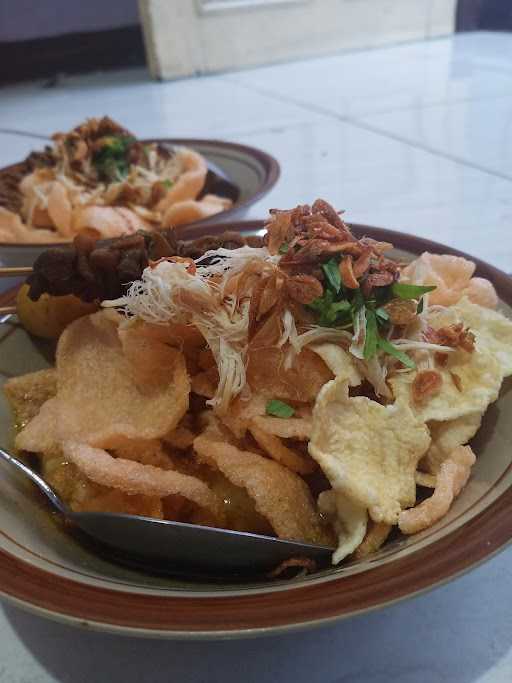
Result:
[0, 138, 280, 266]
[0, 220, 511, 639]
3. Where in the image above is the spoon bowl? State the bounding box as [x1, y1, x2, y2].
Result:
[0, 446, 333, 573]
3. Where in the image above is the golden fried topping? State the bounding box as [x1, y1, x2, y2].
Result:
[424, 323, 475, 352]
[412, 369, 443, 403]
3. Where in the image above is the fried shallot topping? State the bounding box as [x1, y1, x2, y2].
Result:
[383, 298, 417, 326]
[412, 369, 443, 403]
[285, 274, 324, 304]
[424, 323, 475, 352]
[264, 199, 399, 297]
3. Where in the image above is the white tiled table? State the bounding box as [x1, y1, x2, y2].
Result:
[1, 31, 511, 683]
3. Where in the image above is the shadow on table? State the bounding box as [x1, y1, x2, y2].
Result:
[4, 548, 512, 683]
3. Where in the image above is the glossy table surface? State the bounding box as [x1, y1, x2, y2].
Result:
[1, 30, 512, 683]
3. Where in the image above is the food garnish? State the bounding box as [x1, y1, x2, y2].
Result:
[5, 199, 512, 572]
[0, 117, 236, 243]
[265, 400, 295, 418]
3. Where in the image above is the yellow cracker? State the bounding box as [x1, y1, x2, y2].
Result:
[318, 490, 367, 564]
[309, 343, 361, 386]
[310, 377, 430, 524]
[455, 297, 512, 377]
[390, 348, 502, 423]
[422, 412, 482, 475]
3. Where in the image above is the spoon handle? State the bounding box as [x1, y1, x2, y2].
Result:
[0, 446, 67, 514]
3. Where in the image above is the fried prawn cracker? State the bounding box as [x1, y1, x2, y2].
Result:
[401, 252, 475, 306]
[309, 378, 430, 524]
[193, 435, 333, 545]
[55, 311, 189, 446]
[156, 148, 208, 211]
[15, 397, 59, 454]
[399, 446, 476, 534]
[219, 393, 267, 439]
[73, 488, 163, 518]
[251, 415, 312, 440]
[63, 441, 225, 525]
[4, 368, 57, 429]
[164, 425, 196, 451]
[109, 437, 174, 469]
[163, 196, 232, 227]
[353, 521, 393, 559]
[191, 371, 216, 399]
[247, 347, 332, 403]
[249, 423, 316, 475]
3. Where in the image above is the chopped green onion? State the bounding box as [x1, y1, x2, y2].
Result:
[92, 135, 134, 182]
[331, 300, 351, 315]
[375, 307, 390, 323]
[417, 297, 425, 314]
[322, 258, 342, 293]
[278, 242, 289, 255]
[363, 309, 378, 360]
[391, 282, 436, 300]
[266, 400, 295, 418]
[307, 290, 351, 327]
[351, 288, 365, 313]
[162, 179, 173, 190]
[377, 337, 416, 369]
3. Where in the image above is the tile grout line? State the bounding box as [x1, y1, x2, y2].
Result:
[2, 69, 512, 184]
[0, 128, 49, 140]
[224, 73, 512, 119]
[220, 75, 512, 184]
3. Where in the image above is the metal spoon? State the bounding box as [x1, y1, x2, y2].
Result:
[0, 446, 333, 573]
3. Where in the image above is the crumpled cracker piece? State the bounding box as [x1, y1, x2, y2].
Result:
[309, 343, 362, 386]
[4, 368, 57, 429]
[399, 445, 476, 534]
[247, 347, 332, 403]
[55, 311, 189, 446]
[309, 377, 430, 524]
[415, 471, 437, 488]
[390, 348, 502, 423]
[193, 434, 334, 545]
[164, 425, 196, 451]
[63, 441, 225, 525]
[15, 397, 59, 454]
[219, 393, 267, 439]
[110, 437, 174, 469]
[318, 489, 367, 564]
[421, 412, 482, 475]
[401, 252, 475, 306]
[251, 415, 312, 440]
[353, 521, 393, 559]
[249, 423, 316, 475]
[454, 297, 512, 377]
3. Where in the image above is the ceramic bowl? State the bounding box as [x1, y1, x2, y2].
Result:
[0, 139, 279, 267]
[0, 222, 511, 638]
